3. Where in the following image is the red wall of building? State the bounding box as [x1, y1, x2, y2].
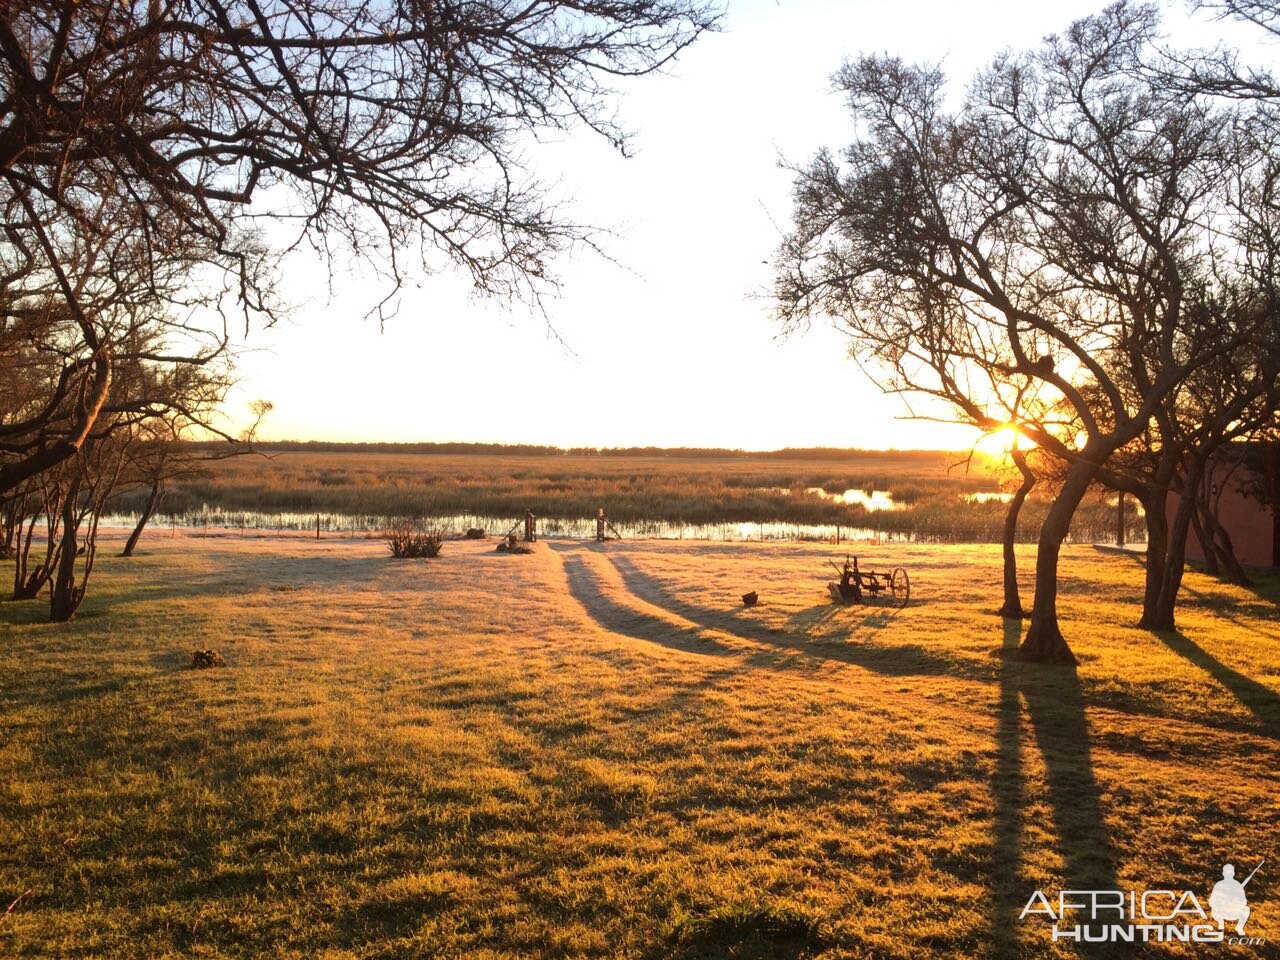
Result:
[1170, 464, 1278, 568]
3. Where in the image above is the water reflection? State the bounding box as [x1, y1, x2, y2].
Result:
[96, 509, 901, 544]
[92, 495, 1145, 545]
[806, 487, 901, 510]
[963, 492, 1014, 504]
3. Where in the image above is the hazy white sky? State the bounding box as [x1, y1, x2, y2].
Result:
[222, 0, 1264, 450]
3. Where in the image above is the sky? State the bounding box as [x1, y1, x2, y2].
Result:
[219, 0, 1267, 451]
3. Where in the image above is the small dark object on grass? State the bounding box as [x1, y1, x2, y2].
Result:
[497, 535, 532, 555]
[465, 528, 486, 539]
[742, 591, 759, 607]
[191, 649, 225, 669]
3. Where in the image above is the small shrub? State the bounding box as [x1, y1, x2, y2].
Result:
[383, 517, 447, 558]
[190, 649, 225, 668]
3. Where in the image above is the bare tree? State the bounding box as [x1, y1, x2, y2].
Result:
[0, 192, 243, 495]
[1, 297, 260, 615]
[117, 418, 187, 560]
[0, 0, 719, 496]
[118, 398, 272, 557]
[48, 433, 132, 621]
[774, 3, 1275, 663]
[8, 468, 66, 600]
[1171, 2, 1280, 98]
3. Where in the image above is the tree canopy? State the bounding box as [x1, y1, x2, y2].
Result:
[775, 0, 1280, 662]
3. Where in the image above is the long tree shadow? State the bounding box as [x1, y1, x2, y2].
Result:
[785, 602, 851, 638]
[990, 621, 1025, 959]
[992, 620, 1122, 959]
[557, 555, 739, 658]
[608, 554, 978, 679]
[1155, 628, 1280, 741]
[1176, 580, 1280, 641]
[1136, 548, 1280, 633]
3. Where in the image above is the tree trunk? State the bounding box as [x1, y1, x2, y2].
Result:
[49, 475, 84, 623]
[0, 497, 20, 561]
[999, 450, 1035, 619]
[1198, 504, 1249, 586]
[1137, 491, 1168, 629]
[11, 511, 55, 601]
[12, 566, 50, 600]
[1018, 458, 1097, 665]
[1191, 503, 1220, 577]
[120, 479, 163, 558]
[1149, 467, 1203, 631]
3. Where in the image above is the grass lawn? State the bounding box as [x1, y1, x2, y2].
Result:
[1, 534, 1277, 958]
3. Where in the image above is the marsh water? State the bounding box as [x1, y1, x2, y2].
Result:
[95, 496, 1144, 545]
[96, 509, 904, 543]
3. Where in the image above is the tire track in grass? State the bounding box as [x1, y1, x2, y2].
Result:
[552, 547, 744, 659]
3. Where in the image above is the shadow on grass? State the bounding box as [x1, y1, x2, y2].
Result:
[1155, 629, 1280, 741]
[102, 551, 398, 604]
[660, 904, 828, 960]
[784, 602, 849, 638]
[24, 691, 490, 955]
[606, 554, 975, 680]
[1177, 579, 1280, 641]
[558, 555, 739, 658]
[992, 619, 1121, 959]
[0, 603, 50, 629]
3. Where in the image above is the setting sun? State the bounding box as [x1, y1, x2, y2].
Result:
[976, 424, 1037, 457]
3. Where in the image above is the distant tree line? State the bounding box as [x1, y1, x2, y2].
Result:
[182, 440, 956, 462]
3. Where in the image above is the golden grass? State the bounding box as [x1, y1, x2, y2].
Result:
[143, 449, 1002, 528]
[1, 534, 1277, 958]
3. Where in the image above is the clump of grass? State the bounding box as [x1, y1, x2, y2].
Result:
[384, 518, 447, 558]
[670, 904, 829, 959]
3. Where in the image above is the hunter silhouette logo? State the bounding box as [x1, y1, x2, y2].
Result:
[1210, 861, 1263, 935]
[1020, 859, 1266, 946]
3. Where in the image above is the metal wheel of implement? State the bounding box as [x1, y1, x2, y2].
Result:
[890, 567, 910, 608]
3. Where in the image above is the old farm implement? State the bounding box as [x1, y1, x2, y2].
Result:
[827, 555, 910, 608]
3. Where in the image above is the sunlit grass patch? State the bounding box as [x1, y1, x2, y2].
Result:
[1, 537, 1277, 957]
